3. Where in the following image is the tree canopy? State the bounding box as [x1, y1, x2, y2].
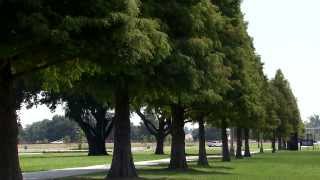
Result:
[0, 0, 303, 179]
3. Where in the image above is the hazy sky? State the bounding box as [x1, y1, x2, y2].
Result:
[241, 0, 320, 122]
[19, 0, 319, 127]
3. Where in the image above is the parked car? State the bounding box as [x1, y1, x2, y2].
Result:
[207, 140, 222, 147]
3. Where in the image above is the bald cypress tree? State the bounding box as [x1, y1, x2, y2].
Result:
[271, 70, 302, 151]
[1, 0, 170, 179]
[88, 1, 172, 178]
[264, 80, 281, 153]
[0, 1, 94, 178]
[142, 0, 230, 169]
[212, 0, 265, 160]
[197, 114, 209, 166]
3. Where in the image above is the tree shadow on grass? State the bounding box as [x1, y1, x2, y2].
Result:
[57, 167, 233, 180]
[185, 153, 220, 156]
[137, 167, 233, 178]
[210, 165, 234, 170]
[234, 156, 266, 162]
[23, 154, 110, 159]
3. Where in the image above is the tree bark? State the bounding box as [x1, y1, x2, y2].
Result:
[236, 127, 243, 159]
[272, 131, 276, 153]
[136, 109, 169, 155]
[244, 128, 251, 157]
[221, 120, 230, 162]
[229, 128, 235, 156]
[282, 138, 287, 150]
[78, 121, 108, 156]
[89, 110, 108, 156]
[155, 118, 166, 155]
[169, 104, 187, 170]
[278, 136, 282, 150]
[155, 135, 165, 155]
[198, 116, 209, 166]
[0, 63, 22, 180]
[107, 85, 137, 178]
[88, 136, 107, 156]
[287, 132, 299, 151]
[259, 133, 264, 153]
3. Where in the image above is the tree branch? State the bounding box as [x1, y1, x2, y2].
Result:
[12, 58, 74, 79]
[135, 109, 158, 135]
[154, 108, 164, 121]
[76, 119, 96, 138]
[164, 129, 171, 137]
[145, 121, 159, 136]
[104, 118, 114, 138]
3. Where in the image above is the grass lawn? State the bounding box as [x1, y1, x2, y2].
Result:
[20, 143, 269, 173]
[20, 144, 224, 172]
[59, 151, 320, 180]
[20, 152, 168, 172]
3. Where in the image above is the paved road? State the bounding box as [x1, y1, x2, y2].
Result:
[23, 150, 268, 180]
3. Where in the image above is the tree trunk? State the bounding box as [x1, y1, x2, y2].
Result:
[88, 137, 107, 156]
[155, 135, 165, 155]
[230, 128, 235, 156]
[221, 120, 230, 162]
[278, 136, 282, 150]
[198, 116, 208, 166]
[137, 108, 168, 155]
[282, 138, 287, 150]
[91, 109, 108, 156]
[287, 133, 299, 151]
[272, 131, 276, 153]
[259, 133, 264, 153]
[244, 128, 251, 157]
[169, 104, 187, 170]
[0, 63, 22, 180]
[107, 85, 137, 178]
[79, 122, 108, 156]
[236, 128, 243, 159]
[155, 118, 166, 155]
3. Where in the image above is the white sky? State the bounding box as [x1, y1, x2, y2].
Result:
[18, 104, 65, 127]
[19, 0, 319, 127]
[241, 0, 320, 122]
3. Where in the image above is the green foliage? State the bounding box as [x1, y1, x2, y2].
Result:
[262, 80, 281, 133]
[198, 0, 265, 129]
[271, 70, 302, 138]
[212, 0, 242, 18]
[0, 0, 306, 179]
[143, 0, 230, 109]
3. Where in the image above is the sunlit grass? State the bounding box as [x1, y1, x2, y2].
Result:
[20, 152, 168, 172]
[60, 151, 320, 180]
[20, 143, 271, 172]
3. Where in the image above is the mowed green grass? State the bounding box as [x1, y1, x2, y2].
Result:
[20, 152, 168, 172]
[20, 144, 224, 172]
[20, 143, 267, 172]
[60, 151, 320, 180]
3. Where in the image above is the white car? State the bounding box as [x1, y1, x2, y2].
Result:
[207, 141, 222, 147]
